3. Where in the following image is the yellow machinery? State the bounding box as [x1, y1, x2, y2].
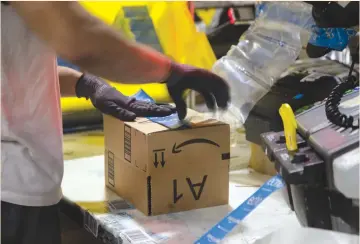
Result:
[61, 1, 217, 114]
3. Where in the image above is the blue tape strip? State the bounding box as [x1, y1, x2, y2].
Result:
[132, 89, 185, 129]
[309, 27, 357, 51]
[195, 174, 285, 244]
[255, 3, 266, 18]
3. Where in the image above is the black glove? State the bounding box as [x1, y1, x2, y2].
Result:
[348, 32, 359, 64]
[164, 62, 230, 120]
[75, 73, 176, 121]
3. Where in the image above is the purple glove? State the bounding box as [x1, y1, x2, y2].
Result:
[164, 62, 230, 120]
[75, 73, 176, 121]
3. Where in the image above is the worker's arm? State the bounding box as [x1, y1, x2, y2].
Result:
[11, 1, 230, 120]
[12, 1, 170, 84]
[58, 66, 176, 120]
[58, 66, 81, 97]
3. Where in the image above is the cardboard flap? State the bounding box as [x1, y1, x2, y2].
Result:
[123, 109, 225, 135]
[185, 109, 224, 127]
[124, 118, 167, 135]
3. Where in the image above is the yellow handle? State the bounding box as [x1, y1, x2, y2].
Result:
[279, 104, 298, 151]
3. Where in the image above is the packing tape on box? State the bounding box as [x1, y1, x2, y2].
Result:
[133, 89, 190, 129]
[195, 174, 285, 244]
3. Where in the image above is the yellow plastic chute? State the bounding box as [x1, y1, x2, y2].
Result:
[196, 9, 217, 26]
[61, 1, 216, 112]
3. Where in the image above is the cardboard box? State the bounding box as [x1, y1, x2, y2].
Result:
[104, 110, 230, 216]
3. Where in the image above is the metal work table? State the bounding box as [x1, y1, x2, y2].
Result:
[60, 154, 298, 244]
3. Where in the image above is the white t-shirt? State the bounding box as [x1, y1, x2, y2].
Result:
[1, 5, 64, 206]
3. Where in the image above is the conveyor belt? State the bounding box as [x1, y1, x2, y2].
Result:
[63, 110, 102, 130]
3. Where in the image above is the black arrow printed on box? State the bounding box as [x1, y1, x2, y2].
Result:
[153, 149, 166, 168]
[172, 138, 220, 154]
[160, 151, 165, 167]
[154, 153, 158, 168]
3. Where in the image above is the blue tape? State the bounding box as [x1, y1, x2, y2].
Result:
[309, 27, 357, 51]
[195, 174, 285, 244]
[255, 3, 266, 18]
[132, 89, 185, 129]
[293, 93, 304, 100]
[132, 89, 156, 103]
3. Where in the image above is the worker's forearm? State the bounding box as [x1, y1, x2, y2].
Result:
[12, 2, 171, 85]
[64, 33, 171, 86]
[58, 66, 82, 97]
[70, 25, 172, 84]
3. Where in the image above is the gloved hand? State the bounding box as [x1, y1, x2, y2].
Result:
[75, 73, 176, 121]
[164, 62, 230, 120]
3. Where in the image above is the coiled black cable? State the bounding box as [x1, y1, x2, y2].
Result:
[325, 61, 359, 129]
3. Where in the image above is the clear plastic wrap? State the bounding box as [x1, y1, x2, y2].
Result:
[212, 2, 315, 125]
